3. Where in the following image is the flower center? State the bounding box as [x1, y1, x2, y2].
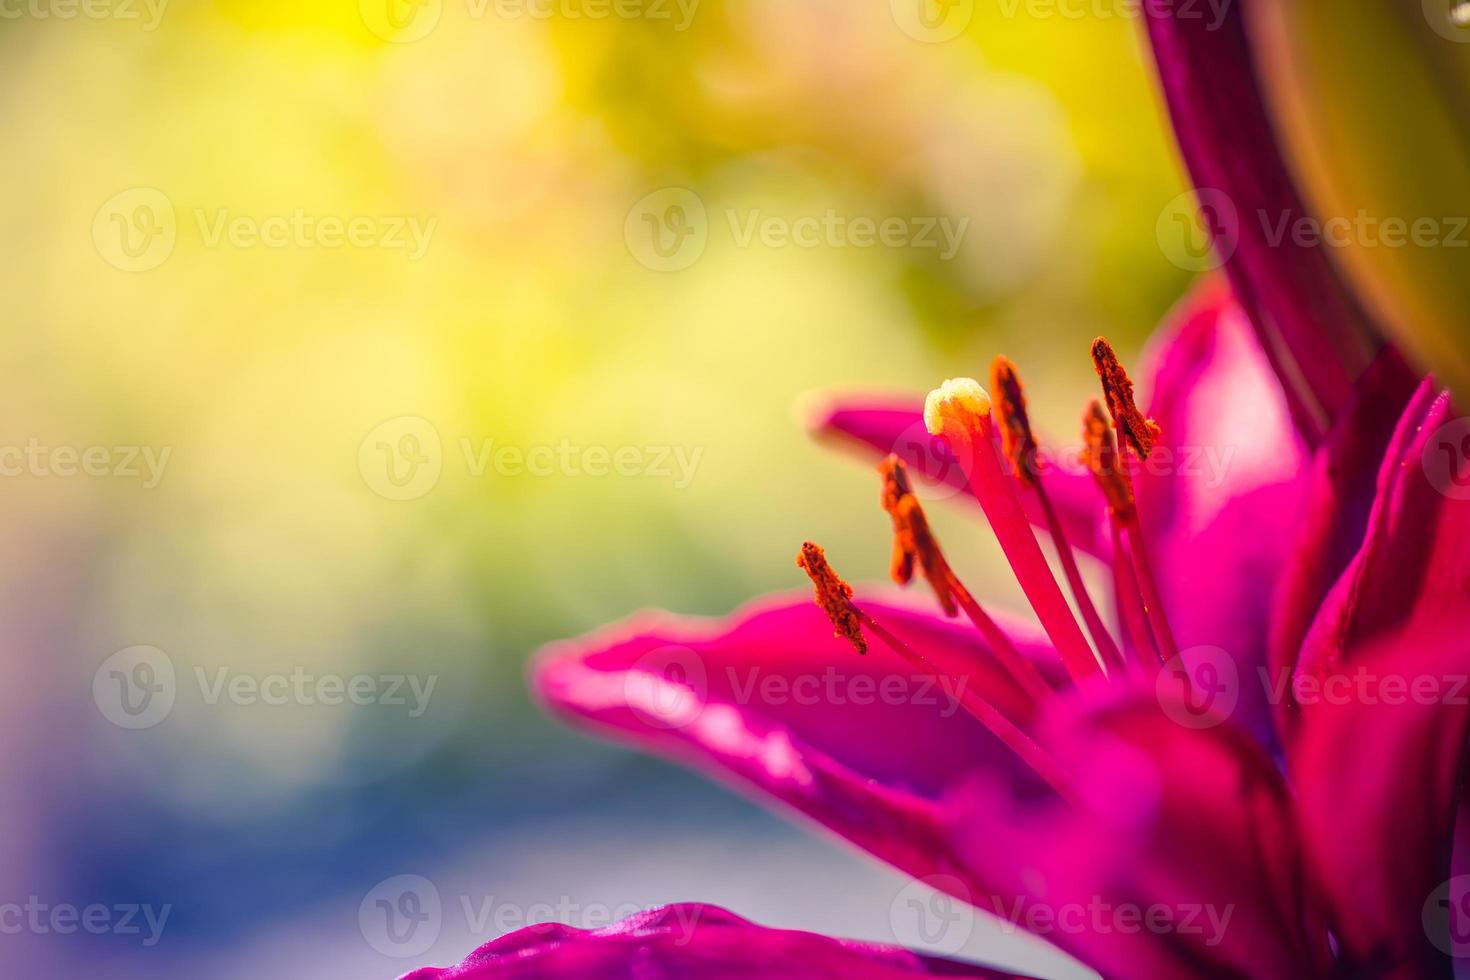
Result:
[798, 340, 1182, 796]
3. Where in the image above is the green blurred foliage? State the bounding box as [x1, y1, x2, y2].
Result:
[0, 0, 1191, 806]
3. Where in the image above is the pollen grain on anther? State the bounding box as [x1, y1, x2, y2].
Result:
[1082, 400, 1136, 523]
[990, 356, 1041, 486]
[878, 457, 957, 616]
[796, 542, 867, 655]
[1091, 337, 1161, 458]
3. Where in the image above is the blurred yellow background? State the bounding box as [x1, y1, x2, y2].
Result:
[0, 1, 1193, 976]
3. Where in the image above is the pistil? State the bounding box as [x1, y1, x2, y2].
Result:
[924, 380, 1102, 682]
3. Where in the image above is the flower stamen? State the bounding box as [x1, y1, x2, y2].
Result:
[796, 542, 867, 656]
[1092, 337, 1161, 458]
[1086, 341, 1181, 667]
[879, 456, 1054, 703]
[1082, 400, 1136, 523]
[797, 541, 1072, 800]
[879, 458, 955, 616]
[990, 356, 1040, 487]
[994, 359, 1126, 675]
[925, 379, 1102, 682]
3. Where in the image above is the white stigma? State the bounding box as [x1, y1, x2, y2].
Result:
[923, 378, 992, 436]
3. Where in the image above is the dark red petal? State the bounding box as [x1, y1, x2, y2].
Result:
[1267, 348, 1422, 726]
[1294, 384, 1465, 684]
[399, 903, 1032, 978]
[1292, 623, 1470, 977]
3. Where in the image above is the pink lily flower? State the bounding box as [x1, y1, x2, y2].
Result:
[404, 276, 1470, 978]
[406, 6, 1470, 977]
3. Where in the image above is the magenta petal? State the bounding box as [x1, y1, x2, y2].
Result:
[806, 395, 1107, 557]
[1135, 280, 1308, 745]
[1140, 1, 1380, 442]
[1295, 382, 1466, 683]
[533, 593, 1057, 885]
[1292, 623, 1470, 977]
[949, 688, 1325, 980]
[1266, 346, 1422, 716]
[399, 904, 1031, 979]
